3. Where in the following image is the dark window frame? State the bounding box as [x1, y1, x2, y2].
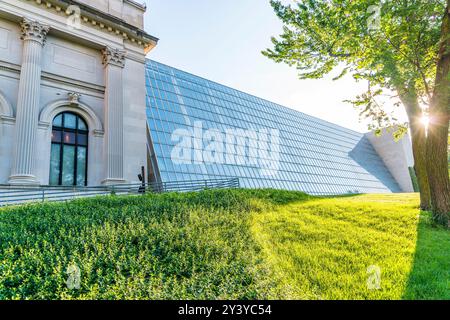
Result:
[50, 112, 89, 186]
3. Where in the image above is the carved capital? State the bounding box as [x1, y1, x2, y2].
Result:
[102, 47, 126, 68]
[20, 18, 50, 45]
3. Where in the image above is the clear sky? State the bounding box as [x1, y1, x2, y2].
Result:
[143, 0, 407, 133]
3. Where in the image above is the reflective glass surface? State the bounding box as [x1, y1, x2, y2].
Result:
[64, 113, 77, 129]
[78, 118, 87, 131]
[53, 114, 63, 127]
[49, 144, 61, 186]
[49, 112, 88, 186]
[76, 147, 87, 186]
[145, 60, 401, 195]
[62, 145, 75, 186]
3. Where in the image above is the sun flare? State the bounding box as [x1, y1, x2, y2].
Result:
[421, 115, 430, 128]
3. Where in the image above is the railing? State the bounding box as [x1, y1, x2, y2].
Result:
[0, 178, 240, 207]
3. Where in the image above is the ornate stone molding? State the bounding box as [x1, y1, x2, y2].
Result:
[19, 0, 158, 50]
[20, 18, 50, 45]
[39, 99, 104, 135]
[0, 91, 14, 118]
[102, 47, 126, 68]
[68, 92, 81, 105]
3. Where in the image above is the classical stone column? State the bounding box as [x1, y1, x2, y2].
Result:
[9, 19, 49, 185]
[102, 46, 126, 184]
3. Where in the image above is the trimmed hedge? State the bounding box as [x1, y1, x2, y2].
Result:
[0, 189, 307, 300]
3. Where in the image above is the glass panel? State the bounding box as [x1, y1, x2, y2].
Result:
[144, 61, 401, 194]
[64, 113, 77, 129]
[50, 113, 89, 186]
[49, 144, 61, 185]
[51, 130, 62, 143]
[78, 118, 87, 131]
[61, 145, 75, 186]
[76, 147, 87, 186]
[53, 114, 63, 127]
[78, 134, 88, 146]
[63, 132, 76, 144]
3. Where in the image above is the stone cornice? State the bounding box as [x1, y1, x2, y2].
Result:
[20, 0, 158, 52]
[124, 0, 146, 11]
[20, 18, 50, 45]
[102, 47, 127, 68]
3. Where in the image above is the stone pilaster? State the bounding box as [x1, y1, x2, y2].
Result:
[102, 46, 127, 184]
[9, 18, 49, 185]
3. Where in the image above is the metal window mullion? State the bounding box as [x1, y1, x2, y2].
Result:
[73, 116, 78, 187]
[58, 113, 65, 186]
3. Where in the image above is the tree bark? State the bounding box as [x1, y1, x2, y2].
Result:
[411, 126, 431, 211]
[399, 91, 431, 211]
[427, 2, 450, 226]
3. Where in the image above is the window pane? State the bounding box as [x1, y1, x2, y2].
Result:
[76, 147, 87, 186]
[64, 113, 77, 129]
[78, 134, 88, 146]
[61, 145, 75, 185]
[51, 130, 62, 143]
[53, 114, 63, 127]
[78, 118, 87, 131]
[49, 144, 61, 185]
[63, 132, 76, 144]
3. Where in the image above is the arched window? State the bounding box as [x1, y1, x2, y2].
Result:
[49, 112, 88, 186]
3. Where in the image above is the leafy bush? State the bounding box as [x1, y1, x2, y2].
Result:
[0, 189, 286, 300]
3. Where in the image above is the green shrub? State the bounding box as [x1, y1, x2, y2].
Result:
[0, 189, 284, 300]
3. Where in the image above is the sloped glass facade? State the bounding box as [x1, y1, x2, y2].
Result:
[145, 60, 401, 195]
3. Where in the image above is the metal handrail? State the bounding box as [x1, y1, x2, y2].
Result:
[0, 178, 240, 207]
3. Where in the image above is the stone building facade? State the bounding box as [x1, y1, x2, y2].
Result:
[0, 0, 158, 186]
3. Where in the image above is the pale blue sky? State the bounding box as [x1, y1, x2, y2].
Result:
[143, 0, 406, 132]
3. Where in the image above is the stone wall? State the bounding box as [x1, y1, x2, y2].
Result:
[0, 0, 156, 186]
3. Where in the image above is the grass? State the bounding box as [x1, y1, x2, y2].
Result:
[251, 193, 449, 299]
[0, 189, 448, 300]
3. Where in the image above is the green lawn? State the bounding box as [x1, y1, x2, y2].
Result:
[251, 193, 449, 299]
[0, 189, 448, 300]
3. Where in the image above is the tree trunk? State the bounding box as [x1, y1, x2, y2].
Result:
[399, 90, 431, 211]
[427, 2, 450, 226]
[427, 116, 450, 225]
[410, 120, 432, 211]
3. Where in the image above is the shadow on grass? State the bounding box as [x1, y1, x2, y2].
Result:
[403, 211, 450, 300]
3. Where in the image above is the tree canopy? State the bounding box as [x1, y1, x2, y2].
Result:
[263, 0, 445, 135]
[264, 0, 450, 223]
